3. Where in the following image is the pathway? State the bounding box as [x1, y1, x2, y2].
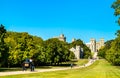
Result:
[0, 52, 98, 76]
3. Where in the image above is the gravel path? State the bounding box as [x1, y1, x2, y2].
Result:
[0, 52, 98, 76]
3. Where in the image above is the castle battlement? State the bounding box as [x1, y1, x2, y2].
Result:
[86, 38, 104, 52]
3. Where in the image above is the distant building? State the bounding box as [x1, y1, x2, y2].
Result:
[86, 38, 104, 52]
[72, 38, 76, 42]
[54, 34, 66, 42]
[70, 46, 84, 59]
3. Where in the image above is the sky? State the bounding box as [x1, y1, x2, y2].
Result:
[0, 0, 120, 43]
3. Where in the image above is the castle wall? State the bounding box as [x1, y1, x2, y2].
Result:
[58, 34, 66, 42]
[86, 38, 104, 52]
[70, 46, 83, 59]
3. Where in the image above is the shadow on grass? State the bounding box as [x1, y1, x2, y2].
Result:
[0, 68, 22, 72]
[36, 63, 77, 69]
[0, 63, 78, 72]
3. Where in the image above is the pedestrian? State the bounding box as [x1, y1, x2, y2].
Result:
[29, 58, 34, 71]
[70, 63, 73, 68]
[84, 64, 85, 67]
[29, 58, 32, 63]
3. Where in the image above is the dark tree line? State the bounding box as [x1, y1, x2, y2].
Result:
[0, 24, 9, 67]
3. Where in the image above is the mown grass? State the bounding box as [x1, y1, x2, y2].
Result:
[74, 59, 88, 66]
[2, 59, 120, 78]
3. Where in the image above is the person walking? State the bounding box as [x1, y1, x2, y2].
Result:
[29, 58, 34, 71]
[70, 63, 73, 69]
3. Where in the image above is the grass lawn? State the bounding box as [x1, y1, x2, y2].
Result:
[74, 59, 88, 66]
[1, 59, 120, 78]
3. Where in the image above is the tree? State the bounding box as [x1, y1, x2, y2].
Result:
[105, 38, 120, 65]
[106, 0, 120, 65]
[5, 31, 44, 67]
[98, 40, 114, 58]
[112, 0, 120, 25]
[44, 38, 75, 65]
[0, 24, 9, 67]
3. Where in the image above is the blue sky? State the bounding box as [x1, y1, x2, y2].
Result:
[0, 0, 119, 43]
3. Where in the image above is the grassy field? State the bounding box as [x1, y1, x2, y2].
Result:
[74, 59, 88, 66]
[1, 59, 120, 78]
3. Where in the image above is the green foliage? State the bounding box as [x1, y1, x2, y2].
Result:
[98, 31, 120, 65]
[106, 35, 120, 65]
[5, 31, 43, 67]
[98, 40, 114, 58]
[100, 0, 120, 65]
[44, 38, 75, 65]
[0, 24, 9, 67]
[112, 0, 120, 25]
[4, 32, 75, 67]
[0, 25, 91, 67]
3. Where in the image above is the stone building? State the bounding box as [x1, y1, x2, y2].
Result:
[55, 34, 85, 59]
[86, 38, 104, 52]
[70, 46, 84, 59]
[72, 38, 76, 42]
[55, 34, 66, 42]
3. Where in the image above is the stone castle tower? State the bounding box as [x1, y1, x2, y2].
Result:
[70, 46, 83, 59]
[54, 34, 66, 42]
[90, 38, 96, 52]
[72, 38, 76, 42]
[59, 34, 66, 42]
[86, 38, 104, 52]
[54, 34, 85, 59]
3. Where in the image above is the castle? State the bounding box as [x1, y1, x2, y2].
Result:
[55, 34, 83, 59]
[54, 34, 66, 42]
[58, 34, 66, 42]
[55, 34, 104, 59]
[70, 46, 84, 59]
[86, 38, 104, 52]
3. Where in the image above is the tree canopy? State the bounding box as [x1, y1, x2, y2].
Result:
[0, 24, 92, 67]
[2, 30, 76, 67]
[0, 24, 9, 67]
[98, 0, 120, 66]
[112, 0, 120, 25]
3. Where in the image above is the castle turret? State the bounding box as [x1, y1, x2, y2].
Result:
[90, 38, 96, 52]
[59, 34, 66, 42]
[72, 38, 76, 42]
[99, 38, 104, 47]
[76, 46, 81, 59]
[70, 45, 83, 59]
[86, 38, 105, 52]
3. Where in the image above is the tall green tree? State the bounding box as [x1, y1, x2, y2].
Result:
[112, 0, 120, 25]
[98, 40, 114, 58]
[5, 32, 44, 66]
[43, 38, 75, 65]
[99, 1, 120, 65]
[105, 38, 120, 65]
[0, 24, 9, 67]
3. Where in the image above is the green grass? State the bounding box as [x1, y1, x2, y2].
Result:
[74, 59, 88, 66]
[2, 59, 120, 78]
